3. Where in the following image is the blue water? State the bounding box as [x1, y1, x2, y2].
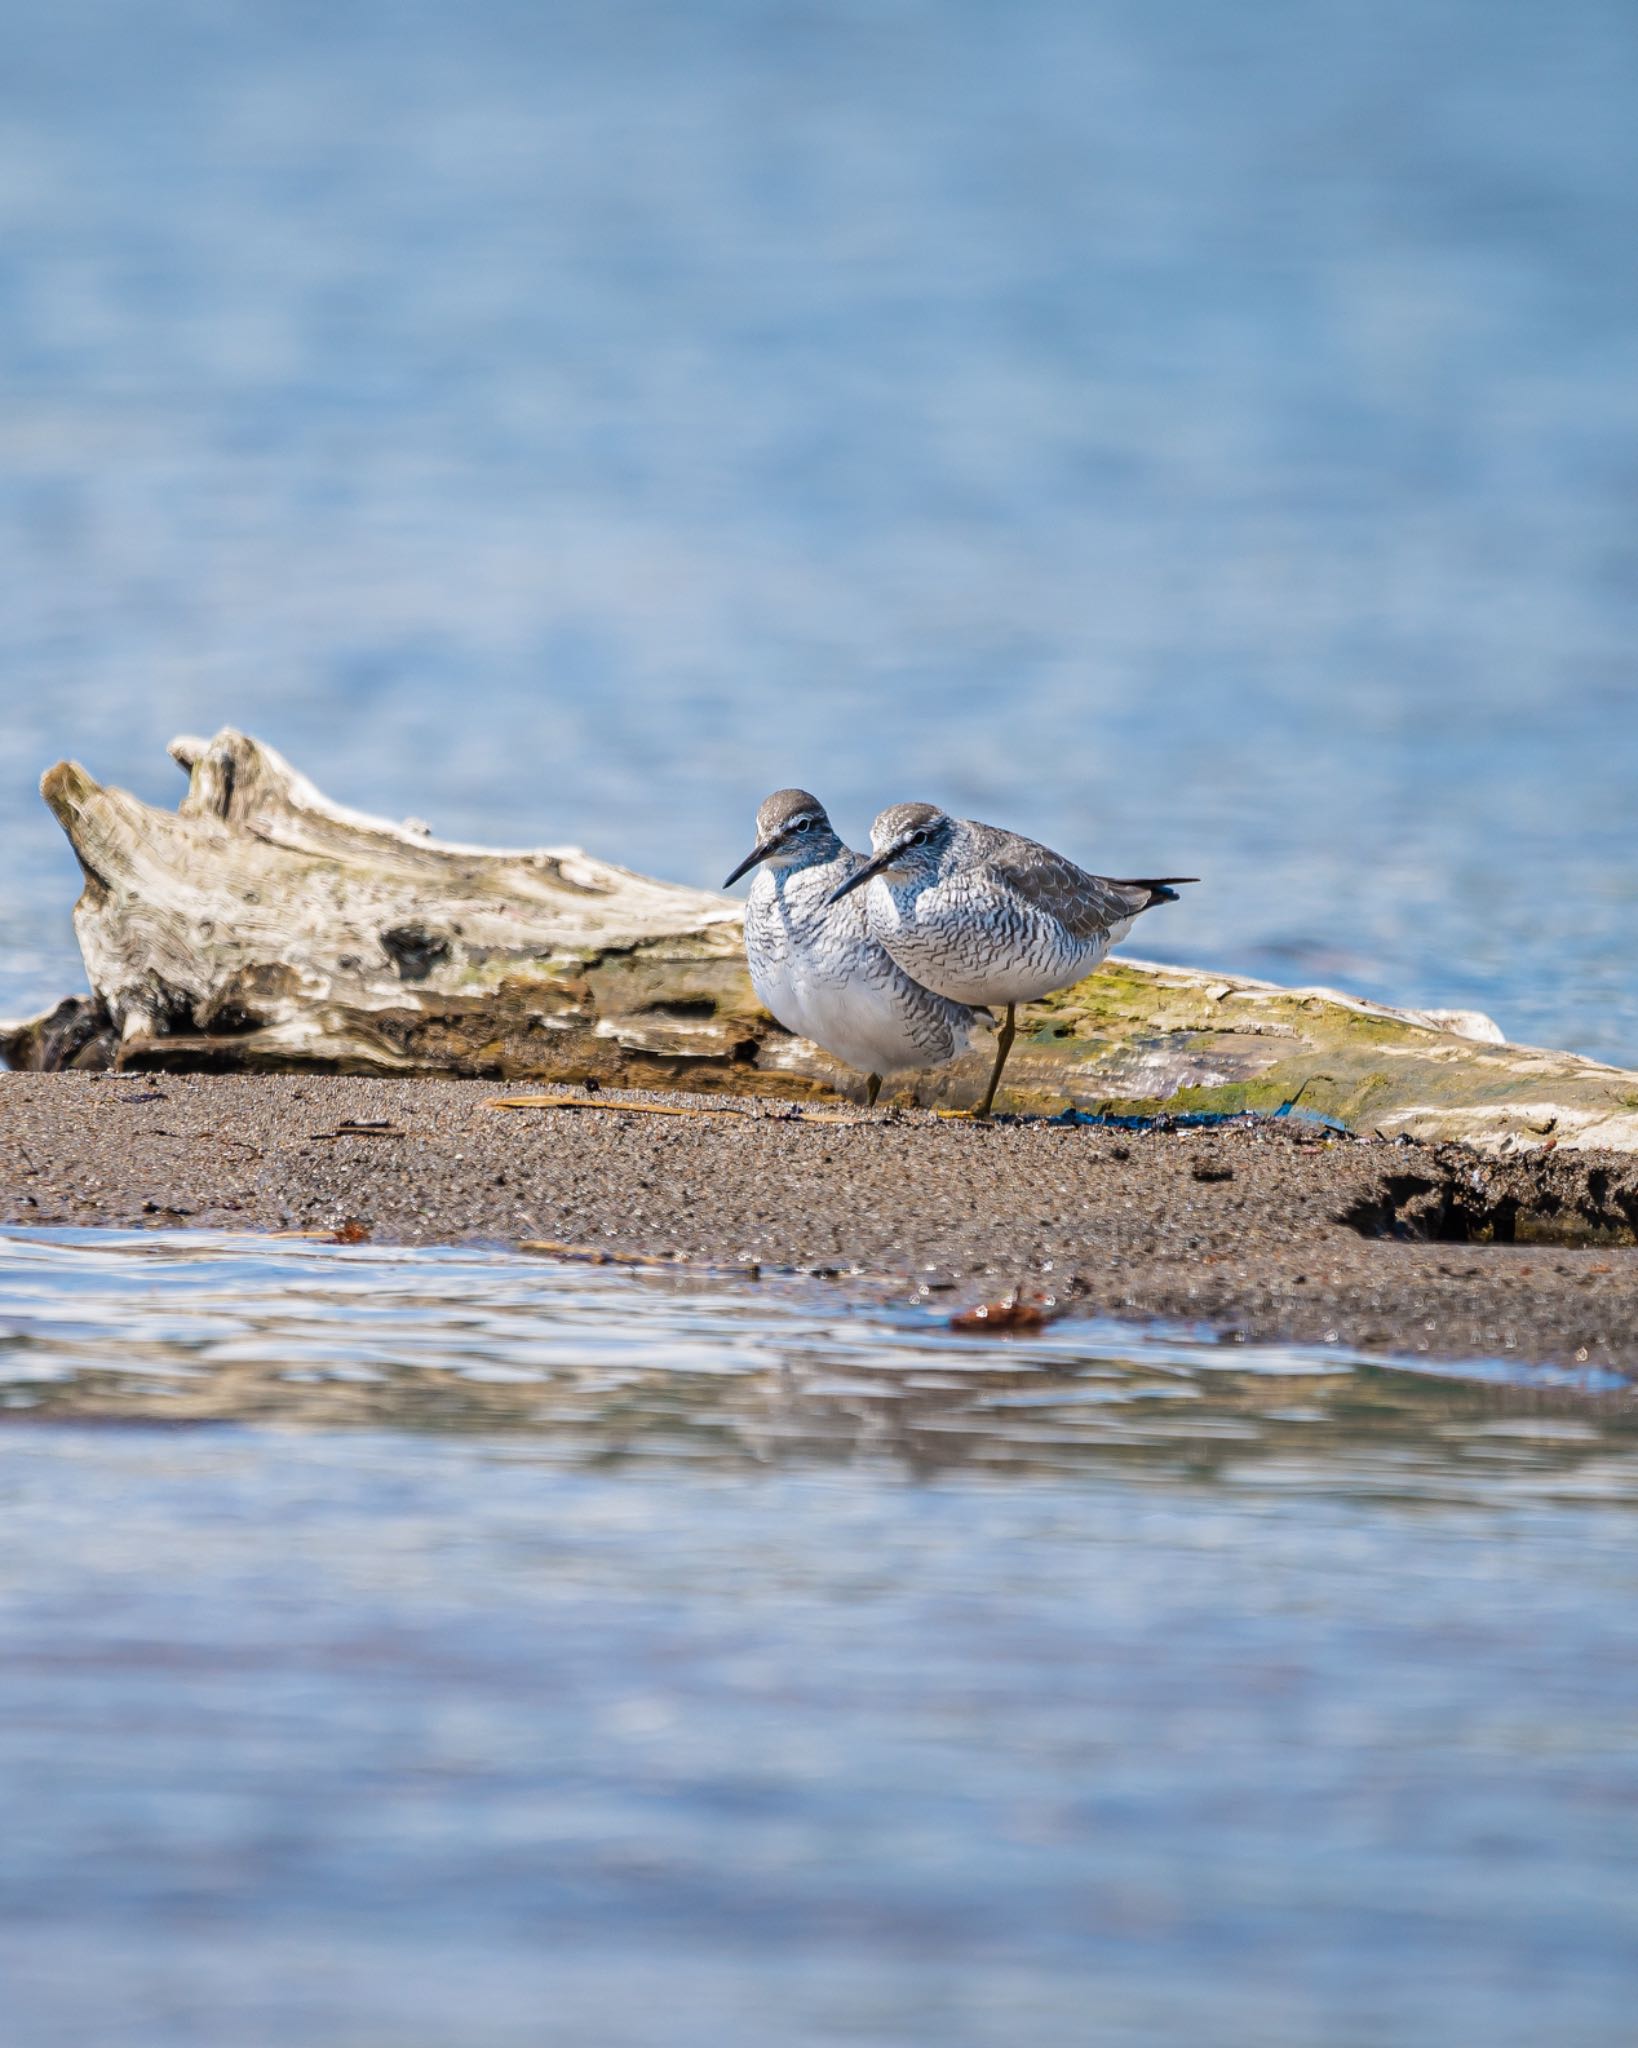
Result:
[1, 1227, 1637, 2047]
[0, 0, 1635, 1060]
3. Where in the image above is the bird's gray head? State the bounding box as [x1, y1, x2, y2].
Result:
[827, 802, 952, 903]
[722, 788, 841, 887]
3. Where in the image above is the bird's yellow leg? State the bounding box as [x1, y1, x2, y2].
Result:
[974, 1003, 1016, 1120]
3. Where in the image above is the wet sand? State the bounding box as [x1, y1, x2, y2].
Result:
[3, 1072, 1636, 1376]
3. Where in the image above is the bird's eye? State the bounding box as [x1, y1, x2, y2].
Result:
[793, 818, 812, 833]
[910, 830, 929, 845]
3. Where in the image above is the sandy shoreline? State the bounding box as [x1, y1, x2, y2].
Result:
[3, 1071, 1636, 1378]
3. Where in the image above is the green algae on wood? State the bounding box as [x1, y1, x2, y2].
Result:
[5, 727, 1637, 1155]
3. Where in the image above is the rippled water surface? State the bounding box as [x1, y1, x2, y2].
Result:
[1, 0, 1636, 1059]
[2, 1227, 1637, 2046]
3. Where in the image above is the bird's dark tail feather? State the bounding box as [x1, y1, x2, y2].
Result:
[1116, 877, 1199, 909]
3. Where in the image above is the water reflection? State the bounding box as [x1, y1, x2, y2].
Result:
[5, 1226, 1638, 2048]
[2, 1228, 1633, 1504]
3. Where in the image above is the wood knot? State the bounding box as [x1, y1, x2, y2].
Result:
[379, 925, 452, 982]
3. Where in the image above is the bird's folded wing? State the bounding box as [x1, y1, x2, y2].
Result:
[986, 849, 1156, 941]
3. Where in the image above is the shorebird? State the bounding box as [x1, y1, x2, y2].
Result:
[831, 803, 1196, 1118]
[723, 789, 984, 1107]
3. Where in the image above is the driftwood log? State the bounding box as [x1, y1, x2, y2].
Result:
[4, 728, 1637, 1154]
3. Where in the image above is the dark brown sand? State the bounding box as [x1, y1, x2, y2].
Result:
[3, 1072, 1636, 1375]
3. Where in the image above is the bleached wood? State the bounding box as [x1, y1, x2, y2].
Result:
[6, 727, 1635, 1152]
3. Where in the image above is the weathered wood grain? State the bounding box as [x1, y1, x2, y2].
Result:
[5, 727, 1635, 1153]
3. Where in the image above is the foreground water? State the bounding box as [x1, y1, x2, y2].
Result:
[2, 0, 1636, 1061]
[1, 1228, 1635, 2047]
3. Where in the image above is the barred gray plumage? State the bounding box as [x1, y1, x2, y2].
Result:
[723, 790, 983, 1106]
[830, 802, 1195, 1116]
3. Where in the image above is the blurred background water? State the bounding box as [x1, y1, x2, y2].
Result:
[1, 0, 1635, 1058]
[2, 1227, 1637, 2048]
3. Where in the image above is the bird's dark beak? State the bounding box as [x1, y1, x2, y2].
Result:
[826, 841, 903, 906]
[723, 834, 786, 888]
